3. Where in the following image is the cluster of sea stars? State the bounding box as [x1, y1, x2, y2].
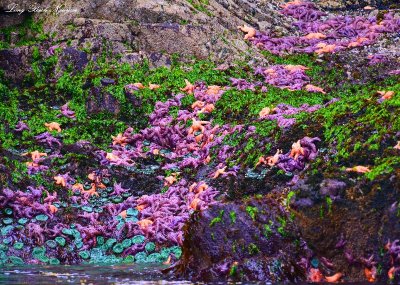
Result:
[240, 1, 400, 55]
[257, 136, 321, 173]
[1, 80, 261, 265]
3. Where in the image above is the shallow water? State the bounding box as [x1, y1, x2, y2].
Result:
[0, 264, 265, 285]
[0, 264, 186, 285]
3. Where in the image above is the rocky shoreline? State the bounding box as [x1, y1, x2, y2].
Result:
[0, 0, 400, 283]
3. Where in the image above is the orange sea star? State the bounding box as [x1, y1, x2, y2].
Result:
[345, 166, 371, 173]
[45, 122, 62, 132]
[112, 133, 128, 146]
[180, 79, 194, 94]
[238, 25, 256, 40]
[289, 140, 305, 160]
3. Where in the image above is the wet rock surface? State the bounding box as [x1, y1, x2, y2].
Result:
[173, 196, 310, 282]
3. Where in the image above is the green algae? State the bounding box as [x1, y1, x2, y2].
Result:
[170, 246, 182, 259]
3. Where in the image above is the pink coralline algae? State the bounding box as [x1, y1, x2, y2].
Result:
[245, 2, 400, 55]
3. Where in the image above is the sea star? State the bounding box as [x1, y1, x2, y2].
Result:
[15, 121, 30, 132]
[72, 183, 84, 192]
[82, 183, 99, 197]
[137, 219, 153, 230]
[259, 107, 271, 118]
[45, 122, 62, 132]
[118, 210, 127, 219]
[315, 43, 336, 54]
[164, 174, 178, 186]
[388, 267, 397, 279]
[238, 25, 257, 40]
[285, 65, 310, 72]
[192, 100, 205, 109]
[303, 32, 327, 40]
[213, 166, 227, 179]
[348, 37, 369, 48]
[148, 83, 161, 90]
[345, 166, 371, 173]
[23, 150, 47, 161]
[49, 204, 58, 214]
[133, 83, 145, 89]
[377, 90, 394, 100]
[266, 149, 282, 166]
[59, 103, 76, 119]
[280, 0, 304, 8]
[180, 79, 194, 94]
[106, 152, 120, 162]
[54, 175, 67, 187]
[305, 84, 326, 94]
[364, 266, 377, 282]
[206, 85, 222, 95]
[199, 104, 215, 114]
[189, 198, 201, 210]
[289, 140, 305, 160]
[188, 118, 210, 135]
[112, 133, 128, 146]
[308, 268, 324, 282]
[325, 273, 343, 283]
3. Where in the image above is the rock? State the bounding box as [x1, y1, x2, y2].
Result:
[172, 197, 311, 282]
[59, 47, 89, 72]
[0, 47, 32, 86]
[319, 179, 347, 199]
[86, 87, 120, 115]
[100, 78, 115, 86]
